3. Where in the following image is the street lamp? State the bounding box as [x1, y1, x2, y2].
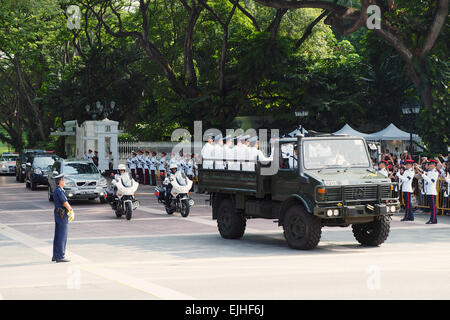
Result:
[293, 109, 309, 137]
[294, 111, 309, 118]
[401, 101, 420, 157]
[85, 100, 116, 120]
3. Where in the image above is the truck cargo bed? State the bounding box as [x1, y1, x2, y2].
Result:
[198, 169, 257, 194]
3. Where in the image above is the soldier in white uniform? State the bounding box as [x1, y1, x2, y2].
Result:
[443, 167, 450, 209]
[223, 135, 234, 170]
[186, 154, 196, 192]
[247, 136, 272, 171]
[150, 151, 158, 186]
[234, 135, 246, 171]
[201, 134, 215, 169]
[127, 151, 137, 180]
[159, 152, 167, 183]
[241, 135, 254, 171]
[143, 150, 151, 185]
[213, 134, 225, 170]
[135, 150, 144, 184]
[396, 159, 415, 221]
[422, 159, 439, 224]
[178, 152, 186, 173]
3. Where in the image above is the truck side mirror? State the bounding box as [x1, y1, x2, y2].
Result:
[52, 171, 59, 176]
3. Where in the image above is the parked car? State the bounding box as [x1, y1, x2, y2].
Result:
[48, 159, 108, 203]
[0, 153, 19, 175]
[25, 153, 61, 190]
[16, 150, 50, 182]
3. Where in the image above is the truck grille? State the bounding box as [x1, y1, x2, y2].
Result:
[317, 184, 395, 202]
[344, 186, 378, 200]
[324, 188, 342, 201]
[380, 185, 392, 199]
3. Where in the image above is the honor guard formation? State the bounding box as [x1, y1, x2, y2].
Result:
[200, 133, 272, 171]
[127, 150, 198, 186]
[377, 151, 450, 225]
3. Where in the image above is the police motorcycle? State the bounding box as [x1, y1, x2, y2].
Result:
[154, 163, 194, 217]
[107, 164, 140, 220]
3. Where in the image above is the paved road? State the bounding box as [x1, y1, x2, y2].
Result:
[1, 174, 450, 300]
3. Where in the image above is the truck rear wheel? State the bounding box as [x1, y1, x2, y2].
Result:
[283, 205, 322, 250]
[352, 216, 390, 246]
[217, 199, 246, 239]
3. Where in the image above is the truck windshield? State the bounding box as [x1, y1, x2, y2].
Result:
[63, 163, 99, 175]
[303, 139, 370, 170]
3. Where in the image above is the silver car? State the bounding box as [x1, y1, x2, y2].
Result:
[48, 159, 108, 203]
[0, 153, 19, 175]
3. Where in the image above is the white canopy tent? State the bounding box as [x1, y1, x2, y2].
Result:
[333, 124, 373, 139]
[366, 123, 420, 141]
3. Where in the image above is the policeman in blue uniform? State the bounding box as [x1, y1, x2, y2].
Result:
[52, 173, 73, 263]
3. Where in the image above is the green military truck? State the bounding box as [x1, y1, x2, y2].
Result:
[198, 135, 399, 250]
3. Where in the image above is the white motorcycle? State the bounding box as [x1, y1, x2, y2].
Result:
[156, 172, 194, 217]
[109, 173, 140, 220]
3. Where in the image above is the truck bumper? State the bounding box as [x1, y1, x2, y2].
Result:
[314, 202, 400, 219]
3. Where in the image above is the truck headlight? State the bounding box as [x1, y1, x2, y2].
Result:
[333, 209, 339, 216]
[326, 209, 333, 217]
[99, 177, 107, 186]
[390, 205, 396, 213]
[386, 206, 391, 213]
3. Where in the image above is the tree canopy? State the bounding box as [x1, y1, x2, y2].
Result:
[0, 0, 448, 154]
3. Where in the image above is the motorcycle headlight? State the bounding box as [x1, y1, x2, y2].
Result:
[34, 168, 42, 175]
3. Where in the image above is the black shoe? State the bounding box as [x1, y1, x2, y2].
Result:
[426, 221, 437, 224]
[400, 217, 408, 221]
[51, 257, 56, 262]
[408, 218, 415, 221]
[56, 258, 70, 263]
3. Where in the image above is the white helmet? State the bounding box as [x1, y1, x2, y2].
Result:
[169, 163, 177, 170]
[118, 164, 127, 171]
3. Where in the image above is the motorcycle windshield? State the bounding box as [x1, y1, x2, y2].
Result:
[176, 172, 188, 186]
[121, 175, 133, 188]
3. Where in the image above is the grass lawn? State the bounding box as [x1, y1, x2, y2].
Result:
[0, 142, 14, 154]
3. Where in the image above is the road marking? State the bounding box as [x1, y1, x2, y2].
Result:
[79, 265, 195, 300]
[3, 217, 180, 226]
[0, 223, 197, 300]
[0, 223, 89, 263]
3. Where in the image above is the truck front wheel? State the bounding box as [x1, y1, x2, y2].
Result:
[352, 216, 390, 246]
[217, 199, 246, 239]
[283, 205, 322, 250]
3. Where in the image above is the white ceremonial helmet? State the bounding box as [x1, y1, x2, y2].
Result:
[169, 163, 178, 170]
[118, 164, 127, 171]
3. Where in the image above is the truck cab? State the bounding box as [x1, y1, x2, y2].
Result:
[198, 134, 399, 250]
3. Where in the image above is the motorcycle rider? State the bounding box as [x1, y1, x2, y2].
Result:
[109, 164, 132, 208]
[163, 163, 182, 207]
